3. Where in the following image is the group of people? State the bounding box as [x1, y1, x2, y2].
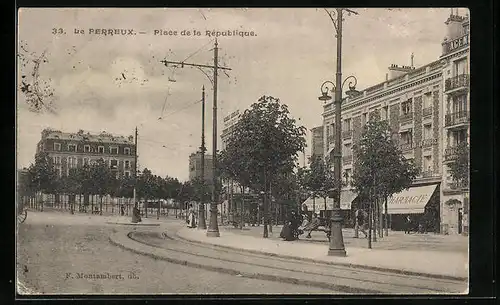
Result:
[279, 208, 325, 241]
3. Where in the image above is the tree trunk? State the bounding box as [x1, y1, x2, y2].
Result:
[263, 172, 269, 238]
[145, 200, 148, 218]
[313, 195, 316, 215]
[157, 199, 160, 220]
[100, 195, 103, 215]
[384, 195, 389, 236]
[368, 199, 372, 249]
[378, 198, 383, 238]
[91, 195, 94, 214]
[372, 198, 377, 242]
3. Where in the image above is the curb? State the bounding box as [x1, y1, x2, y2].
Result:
[108, 232, 380, 294]
[105, 222, 160, 227]
[175, 231, 468, 282]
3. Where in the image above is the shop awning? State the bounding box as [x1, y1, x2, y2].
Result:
[386, 184, 438, 214]
[302, 190, 357, 211]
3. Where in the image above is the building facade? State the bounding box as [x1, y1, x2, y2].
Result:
[320, 11, 469, 235]
[188, 152, 214, 184]
[310, 126, 324, 159]
[439, 13, 470, 235]
[36, 129, 136, 179]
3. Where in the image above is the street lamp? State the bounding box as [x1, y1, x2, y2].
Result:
[318, 6, 358, 256]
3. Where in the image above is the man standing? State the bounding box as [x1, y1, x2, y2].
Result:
[405, 215, 412, 234]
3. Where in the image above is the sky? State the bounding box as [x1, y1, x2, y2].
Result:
[16, 7, 468, 181]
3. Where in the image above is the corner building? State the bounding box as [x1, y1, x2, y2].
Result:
[36, 129, 136, 179]
[320, 11, 469, 235]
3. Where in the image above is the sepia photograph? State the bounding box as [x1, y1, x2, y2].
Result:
[16, 7, 470, 295]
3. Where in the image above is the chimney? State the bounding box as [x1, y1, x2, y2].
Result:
[387, 64, 413, 80]
[385, 73, 388, 81]
[444, 9, 466, 41]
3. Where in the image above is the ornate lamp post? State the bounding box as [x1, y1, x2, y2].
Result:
[318, 79, 357, 257]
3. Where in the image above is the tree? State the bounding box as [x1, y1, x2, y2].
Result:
[306, 155, 336, 216]
[89, 159, 116, 215]
[448, 141, 469, 187]
[219, 96, 306, 237]
[28, 151, 58, 211]
[59, 168, 81, 214]
[352, 120, 418, 248]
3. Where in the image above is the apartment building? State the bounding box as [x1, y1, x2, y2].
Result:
[36, 129, 136, 179]
[310, 126, 324, 159]
[440, 13, 470, 235]
[319, 11, 469, 235]
[188, 151, 214, 185]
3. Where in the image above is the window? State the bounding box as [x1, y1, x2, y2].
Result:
[452, 94, 467, 114]
[381, 106, 389, 121]
[424, 93, 433, 109]
[401, 99, 413, 115]
[423, 124, 433, 140]
[53, 156, 61, 165]
[54, 143, 61, 151]
[110, 147, 118, 154]
[110, 159, 118, 169]
[453, 129, 467, 146]
[84, 145, 91, 153]
[124, 147, 131, 155]
[343, 143, 352, 156]
[343, 119, 351, 132]
[68, 144, 77, 152]
[67, 157, 77, 169]
[344, 169, 352, 185]
[56, 167, 62, 177]
[83, 158, 89, 166]
[423, 156, 432, 172]
[98, 146, 105, 154]
[124, 171, 130, 178]
[124, 160, 130, 169]
[400, 129, 413, 145]
[453, 59, 468, 76]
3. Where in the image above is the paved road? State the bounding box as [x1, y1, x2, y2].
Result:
[16, 212, 336, 294]
[129, 224, 467, 294]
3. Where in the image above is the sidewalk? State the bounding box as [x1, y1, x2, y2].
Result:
[177, 227, 468, 280]
[22, 210, 164, 227]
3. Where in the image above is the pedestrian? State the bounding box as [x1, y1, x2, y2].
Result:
[358, 210, 368, 238]
[120, 205, 125, 216]
[187, 204, 196, 228]
[405, 215, 412, 234]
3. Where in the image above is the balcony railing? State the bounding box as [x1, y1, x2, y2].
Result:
[448, 180, 469, 190]
[422, 107, 433, 117]
[342, 130, 353, 139]
[445, 74, 469, 92]
[400, 142, 413, 151]
[400, 112, 413, 123]
[444, 146, 460, 161]
[342, 155, 353, 164]
[445, 111, 469, 127]
[420, 138, 438, 148]
[421, 171, 437, 178]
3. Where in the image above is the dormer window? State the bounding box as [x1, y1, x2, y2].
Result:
[68, 144, 77, 152]
[54, 143, 61, 151]
[110, 147, 118, 154]
[124, 147, 131, 155]
[84, 145, 91, 153]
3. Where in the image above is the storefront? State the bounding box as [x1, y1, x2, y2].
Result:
[387, 183, 440, 233]
[302, 190, 358, 227]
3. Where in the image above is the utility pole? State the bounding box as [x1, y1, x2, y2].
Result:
[321, 7, 358, 257]
[198, 86, 207, 230]
[161, 39, 231, 238]
[133, 127, 138, 211]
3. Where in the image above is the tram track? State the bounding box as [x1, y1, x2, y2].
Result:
[120, 227, 467, 294]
